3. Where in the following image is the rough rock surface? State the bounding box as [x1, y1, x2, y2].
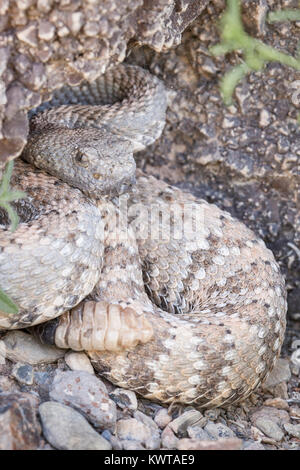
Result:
[0, 0, 209, 166]
[0, 392, 41, 450]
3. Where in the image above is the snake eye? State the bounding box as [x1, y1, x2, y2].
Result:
[75, 151, 89, 168]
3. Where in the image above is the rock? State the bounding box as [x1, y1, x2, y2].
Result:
[0, 340, 6, 365]
[176, 437, 243, 450]
[262, 359, 291, 388]
[122, 440, 145, 450]
[64, 351, 94, 374]
[253, 418, 284, 442]
[0, 392, 41, 450]
[12, 363, 34, 385]
[101, 430, 122, 450]
[161, 426, 178, 449]
[0, 375, 19, 393]
[251, 406, 290, 427]
[39, 401, 111, 450]
[2, 331, 65, 365]
[290, 406, 300, 419]
[204, 421, 236, 440]
[134, 410, 161, 449]
[263, 397, 289, 411]
[154, 408, 172, 429]
[284, 423, 300, 439]
[250, 406, 290, 442]
[187, 425, 211, 441]
[34, 370, 55, 400]
[110, 388, 138, 411]
[49, 370, 116, 431]
[169, 409, 205, 436]
[116, 417, 160, 450]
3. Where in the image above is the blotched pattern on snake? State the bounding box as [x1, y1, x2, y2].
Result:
[0, 64, 286, 408]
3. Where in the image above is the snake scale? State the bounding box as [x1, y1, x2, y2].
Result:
[0, 64, 287, 408]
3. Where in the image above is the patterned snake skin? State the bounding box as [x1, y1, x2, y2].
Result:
[0, 64, 287, 407]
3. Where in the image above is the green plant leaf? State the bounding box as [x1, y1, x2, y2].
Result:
[0, 288, 19, 314]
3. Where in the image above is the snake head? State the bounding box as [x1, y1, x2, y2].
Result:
[23, 127, 136, 199]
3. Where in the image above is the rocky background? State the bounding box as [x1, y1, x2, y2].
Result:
[0, 0, 299, 451]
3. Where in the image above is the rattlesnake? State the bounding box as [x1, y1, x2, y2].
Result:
[0, 64, 287, 408]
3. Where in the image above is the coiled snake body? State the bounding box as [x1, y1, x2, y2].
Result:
[0, 65, 286, 407]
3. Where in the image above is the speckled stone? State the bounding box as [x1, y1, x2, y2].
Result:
[49, 370, 116, 431]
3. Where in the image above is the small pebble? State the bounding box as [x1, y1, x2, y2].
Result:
[116, 417, 159, 450]
[110, 388, 138, 410]
[187, 425, 211, 440]
[284, 423, 300, 439]
[64, 351, 94, 374]
[161, 426, 178, 449]
[169, 409, 205, 436]
[122, 440, 145, 450]
[204, 421, 236, 440]
[12, 363, 34, 385]
[154, 408, 172, 429]
[263, 397, 289, 411]
[290, 406, 300, 419]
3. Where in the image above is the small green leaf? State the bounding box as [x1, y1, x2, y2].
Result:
[268, 9, 300, 23]
[0, 288, 19, 315]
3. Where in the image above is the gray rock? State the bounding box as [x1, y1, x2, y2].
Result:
[169, 409, 205, 436]
[161, 426, 178, 449]
[12, 363, 34, 385]
[134, 410, 161, 449]
[154, 408, 172, 429]
[64, 351, 94, 374]
[262, 359, 291, 388]
[122, 440, 145, 450]
[110, 388, 138, 410]
[3, 331, 65, 365]
[116, 417, 160, 450]
[284, 423, 300, 439]
[251, 406, 290, 428]
[253, 417, 284, 442]
[49, 370, 116, 431]
[39, 401, 111, 450]
[187, 425, 211, 440]
[204, 421, 237, 440]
